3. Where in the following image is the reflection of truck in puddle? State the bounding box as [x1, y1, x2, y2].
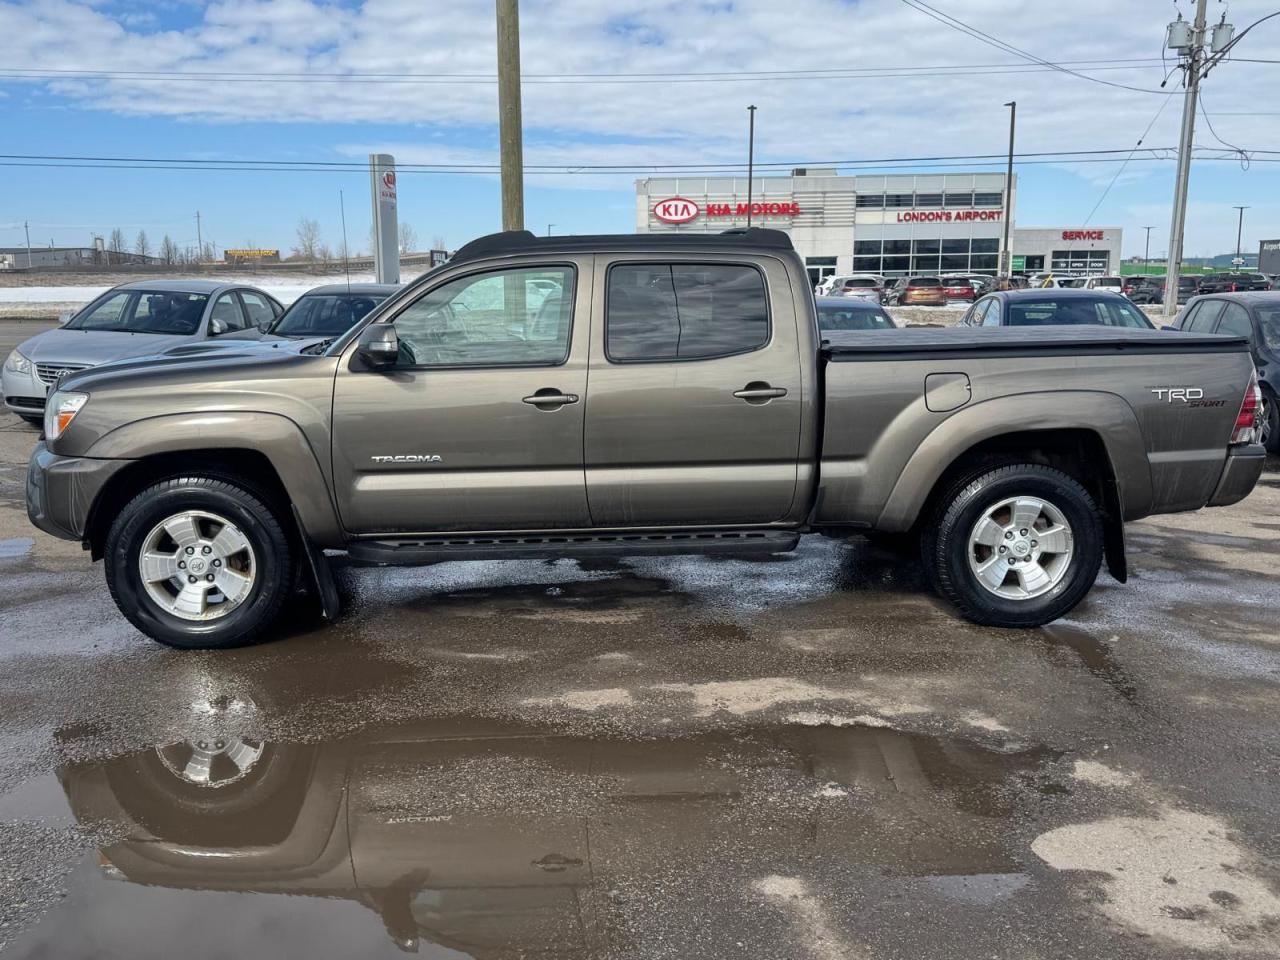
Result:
[57, 711, 1055, 956]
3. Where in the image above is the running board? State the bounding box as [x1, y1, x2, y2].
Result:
[345, 529, 801, 566]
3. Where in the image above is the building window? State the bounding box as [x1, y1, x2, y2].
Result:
[971, 237, 1000, 254]
[806, 256, 837, 287]
[941, 239, 971, 255]
[852, 256, 882, 273]
[1022, 255, 1045, 271]
[941, 255, 969, 272]
[854, 240, 882, 256]
[912, 239, 941, 255]
[973, 193, 1004, 208]
[970, 255, 999, 271]
[912, 255, 941, 274]
[884, 194, 914, 209]
[855, 194, 885, 209]
[884, 239, 911, 256]
[944, 192, 974, 207]
[883, 256, 910, 273]
[915, 193, 944, 208]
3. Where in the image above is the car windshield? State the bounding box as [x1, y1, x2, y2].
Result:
[1256, 308, 1280, 352]
[818, 303, 895, 331]
[273, 293, 391, 337]
[64, 290, 209, 335]
[1005, 297, 1154, 329]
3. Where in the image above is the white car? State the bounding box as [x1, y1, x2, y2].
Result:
[1081, 276, 1124, 293]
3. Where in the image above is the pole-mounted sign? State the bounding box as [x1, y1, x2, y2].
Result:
[369, 153, 399, 284]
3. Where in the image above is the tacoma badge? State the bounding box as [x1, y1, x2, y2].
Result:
[371, 454, 443, 463]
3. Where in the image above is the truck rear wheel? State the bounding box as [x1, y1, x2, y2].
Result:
[105, 476, 294, 649]
[924, 464, 1103, 628]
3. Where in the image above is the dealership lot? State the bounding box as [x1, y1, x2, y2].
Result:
[0, 313, 1277, 958]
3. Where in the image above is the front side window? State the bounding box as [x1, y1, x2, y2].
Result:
[390, 266, 574, 368]
[982, 300, 1002, 326]
[1217, 303, 1253, 340]
[1255, 307, 1280, 352]
[67, 290, 209, 335]
[239, 291, 278, 326]
[607, 263, 768, 362]
[209, 293, 247, 333]
[1187, 299, 1225, 333]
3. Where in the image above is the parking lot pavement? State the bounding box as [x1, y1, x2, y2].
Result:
[1, 407, 1278, 959]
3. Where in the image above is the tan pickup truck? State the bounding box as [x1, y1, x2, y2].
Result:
[26, 229, 1265, 648]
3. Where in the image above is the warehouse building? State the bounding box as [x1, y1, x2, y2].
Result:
[636, 170, 1122, 286]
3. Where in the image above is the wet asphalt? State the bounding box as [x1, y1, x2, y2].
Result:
[1, 321, 1279, 959]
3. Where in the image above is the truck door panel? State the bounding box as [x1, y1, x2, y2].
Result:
[583, 256, 803, 526]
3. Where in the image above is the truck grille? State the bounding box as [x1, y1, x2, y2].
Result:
[35, 362, 90, 386]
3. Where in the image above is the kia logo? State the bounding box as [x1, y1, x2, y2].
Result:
[653, 197, 699, 224]
[382, 171, 396, 189]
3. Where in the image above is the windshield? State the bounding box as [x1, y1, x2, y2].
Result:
[1005, 298, 1154, 329]
[818, 303, 895, 331]
[1256, 308, 1280, 352]
[65, 290, 209, 335]
[273, 293, 391, 337]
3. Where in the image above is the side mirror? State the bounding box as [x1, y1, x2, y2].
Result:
[209, 317, 228, 336]
[57, 311, 73, 326]
[257, 319, 274, 333]
[357, 324, 399, 369]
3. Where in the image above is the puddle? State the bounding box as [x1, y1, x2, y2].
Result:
[4, 713, 1057, 959]
[0, 772, 74, 825]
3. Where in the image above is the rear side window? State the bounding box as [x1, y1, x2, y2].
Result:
[606, 263, 769, 362]
[1187, 300, 1225, 332]
[1217, 303, 1253, 340]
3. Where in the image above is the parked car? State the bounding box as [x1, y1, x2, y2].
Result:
[815, 296, 895, 332]
[1197, 272, 1272, 294]
[2, 280, 282, 424]
[26, 227, 1263, 648]
[958, 290, 1155, 329]
[1121, 275, 1153, 298]
[884, 276, 947, 306]
[940, 276, 978, 303]
[1169, 291, 1280, 450]
[827, 275, 886, 301]
[1128, 275, 1200, 305]
[1081, 276, 1124, 294]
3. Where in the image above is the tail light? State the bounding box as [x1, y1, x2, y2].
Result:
[1231, 374, 1262, 444]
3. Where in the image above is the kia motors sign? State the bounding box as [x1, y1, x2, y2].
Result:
[369, 153, 399, 284]
[653, 197, 700, 224]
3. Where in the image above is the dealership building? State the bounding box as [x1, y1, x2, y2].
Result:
[636, 170, 1122, 287]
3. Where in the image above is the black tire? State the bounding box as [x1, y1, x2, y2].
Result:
[1261, 387, 1280, 453]
[923, 463, 1103, 628]
[19, 414, 42, 427]
[105, 476, 294, 649]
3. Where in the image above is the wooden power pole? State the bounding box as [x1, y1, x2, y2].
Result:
[496, 0, 525, 231]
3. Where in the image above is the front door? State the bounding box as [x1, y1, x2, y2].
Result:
[332, 260, 591, 534]
[583, 256, 803, 527]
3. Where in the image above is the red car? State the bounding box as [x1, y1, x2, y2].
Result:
[941, 276, 978, 303]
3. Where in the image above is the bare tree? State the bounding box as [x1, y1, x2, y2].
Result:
[108, 228, 126, 259]
[316, 243, 333, 263]
[159, 234, 178, 265]
[134, 229, 151, 259]
[293, 217, 321, 260]
[431, 235, 446, 250]
[398, 221, 417, 255]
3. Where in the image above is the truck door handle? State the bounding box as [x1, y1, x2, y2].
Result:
[733, 383, 788, 404]
[522, 389, 579, 409]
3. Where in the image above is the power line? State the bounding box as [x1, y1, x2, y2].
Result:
[1079, 97, 1176, 230]
[897, 0, 1178, 95]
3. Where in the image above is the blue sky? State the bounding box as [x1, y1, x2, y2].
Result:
[1, 0, 1277, 259]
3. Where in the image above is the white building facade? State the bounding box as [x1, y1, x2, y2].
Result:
[635, 170, 1121, 287]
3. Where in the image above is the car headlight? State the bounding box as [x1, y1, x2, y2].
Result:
[44, 390, 88, 440]
[3, 349, 32, 375]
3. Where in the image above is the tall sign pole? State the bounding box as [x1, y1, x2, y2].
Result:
[496, 0, 525, 231]
[1000, 101, 1016, 281]
[369, 153, 400, 284]
[1233, 206, 1249, 265]
[746, 105, 757, 228]
[1163, 0, 1209, 318]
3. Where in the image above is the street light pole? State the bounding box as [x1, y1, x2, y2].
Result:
[1233, 206, 1248, 266]
[746, 105, 757, 228]
[496, 0, 524, 232]
[1000, 101, 1016, 281]
[1163, 0, 1209, 317]
[546, 224, 555, 236]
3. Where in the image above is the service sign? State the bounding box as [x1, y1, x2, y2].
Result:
[1062, 230, 1104, 241]
[653, 197, 700, 223]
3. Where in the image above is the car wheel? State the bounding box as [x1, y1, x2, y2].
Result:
[924, 464, 1103, 628]
[105, 476, 294, 649]
[1261, 388, 1280, 453]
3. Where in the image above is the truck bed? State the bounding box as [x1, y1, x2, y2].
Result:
[820, 325, 1248, 359]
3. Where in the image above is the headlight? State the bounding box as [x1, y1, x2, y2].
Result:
[3, 349, 32, 375]
[44, 391, 87, 441]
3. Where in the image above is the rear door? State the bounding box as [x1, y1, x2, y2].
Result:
[331, 260, 591, 533]
[583, 255, 803, 526]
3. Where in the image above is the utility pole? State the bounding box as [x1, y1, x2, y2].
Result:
[1142, 226, 1153, 269]
[195, 211, 204, 263]
[745, 105, 757, 228]
[546, 224, 554, 236]
[1000, 101, 1016, 281]
[1163, 0, 1209, 317]
[23, 220, 32, 268]
[496, 0, 524, 232]
[1233, 206, 1248, 267]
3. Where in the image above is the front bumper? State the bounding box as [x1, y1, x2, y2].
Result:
[27, 442, 131, 542]
[2, 362, 46, 415]
[1207, 443, 1267, 507]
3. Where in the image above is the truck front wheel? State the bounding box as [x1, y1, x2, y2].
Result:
[924, 464, 1103, 628]
[104, 477, 294, 649]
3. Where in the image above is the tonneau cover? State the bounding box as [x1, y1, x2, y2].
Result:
[821, 325, 1248, 359]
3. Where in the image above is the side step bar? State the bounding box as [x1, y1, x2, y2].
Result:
[346, 529, 801, 566]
